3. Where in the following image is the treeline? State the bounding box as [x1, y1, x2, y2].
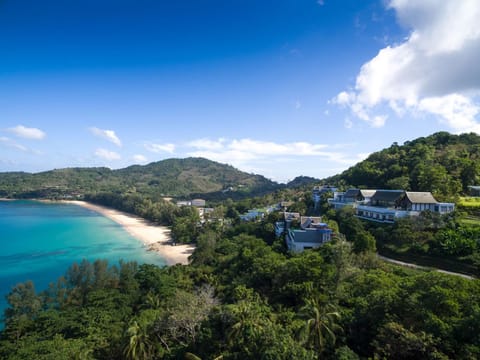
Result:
[2, 219, 480, 359]
[328, 132, 480, 199]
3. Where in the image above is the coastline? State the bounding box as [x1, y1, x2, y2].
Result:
[62, 200, 194, 266]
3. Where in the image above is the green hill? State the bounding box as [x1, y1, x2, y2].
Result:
[326, 132, 480, 199]
[0, 157, 280, 200]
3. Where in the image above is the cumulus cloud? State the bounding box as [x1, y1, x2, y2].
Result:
[333, 0, 480, 133]
[95, 148, 121, 161]
[7, 125, 46, 140]
[89, 127, 122, 147]
[144, 143, 175, 154]
[132, 154, 148, 163]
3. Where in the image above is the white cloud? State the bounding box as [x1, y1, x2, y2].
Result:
[344, 118, 353, 129]
[186, 138, 225, 151]
[7, 125, 46, 140]
[187, 137, 358, 167]
[95, 148, 121, 161]
[334, 0, 480, 133]
[0, 136, 28, 152]
[295, 100, 301, 109]
[132, 154, 148, 163]
[144, 142, 175, 154]
[89, 127, 122, 147]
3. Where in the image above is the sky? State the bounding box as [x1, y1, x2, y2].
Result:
[1, 0, 480, 183]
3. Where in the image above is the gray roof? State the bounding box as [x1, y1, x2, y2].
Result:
[371, 190, 405, 202]
[300, 216, 323, 229]
[404, 191, 438, 204]
[344, 188, 361, 198]
[290, 228, 330, 243]
[344, 188, 376, 198]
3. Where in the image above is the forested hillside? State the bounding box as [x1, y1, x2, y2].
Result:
[1, 222, 479, 359]
[0, 158, 279, 200]
[327, 132, 480, 199]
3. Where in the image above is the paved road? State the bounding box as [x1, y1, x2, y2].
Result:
[377, 254, 476, 280]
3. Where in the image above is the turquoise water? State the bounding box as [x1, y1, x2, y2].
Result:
[0, 200, 166, 320]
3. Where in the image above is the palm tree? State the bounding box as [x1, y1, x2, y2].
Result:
[298, 297, 341, 359]
[124, 321, 153, 360]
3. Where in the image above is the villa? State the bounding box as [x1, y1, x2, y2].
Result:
[312, 185, 338, 204]
[285, 220, 332, 252]
[276, 212, 333, 252]
[327, 188, 455, 223]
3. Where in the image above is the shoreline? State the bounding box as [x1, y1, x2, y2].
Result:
[62, 200, 194, 266]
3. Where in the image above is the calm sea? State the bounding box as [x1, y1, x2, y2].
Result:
[0, 200, 166, 320]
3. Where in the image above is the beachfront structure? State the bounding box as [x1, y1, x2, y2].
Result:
[328, 188, 455, 223]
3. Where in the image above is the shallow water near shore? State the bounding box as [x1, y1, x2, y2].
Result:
[0, 200, 166, 321]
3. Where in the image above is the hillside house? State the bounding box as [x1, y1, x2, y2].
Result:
[191, 199, 206, 207]
[313, 185, 338, 204]
[286, 222, 332, 253]
[328, 188, 455, 223]
[275, 212, 300, 237]
[328, 188, 375, 209]
[275, 212, 332, 252]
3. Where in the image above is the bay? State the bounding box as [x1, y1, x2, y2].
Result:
[0, 200, 166, 320]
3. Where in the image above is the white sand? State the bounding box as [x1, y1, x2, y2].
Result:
[65, 200, 194, 266]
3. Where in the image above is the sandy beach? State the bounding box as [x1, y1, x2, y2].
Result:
[64, 200, 194, 266]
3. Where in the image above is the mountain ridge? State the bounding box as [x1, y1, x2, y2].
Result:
[0, 157, 280, 200]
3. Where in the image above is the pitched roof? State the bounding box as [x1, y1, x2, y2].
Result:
[344, 188, 361, 198]
[344, 188, 376, 199]
[404, 191, 438, 204]
[371, 190, 405, 202]
[300, 216, 323, 229]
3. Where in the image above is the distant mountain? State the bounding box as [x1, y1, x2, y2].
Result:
[325, 132, 480, 199]
[286, 176, 320, 188]
[0, 158, 280, 200]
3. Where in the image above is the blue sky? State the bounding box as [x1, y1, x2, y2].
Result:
[1, 0, 479, 183]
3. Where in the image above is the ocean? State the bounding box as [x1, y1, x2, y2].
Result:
[0, 200, 167, 321]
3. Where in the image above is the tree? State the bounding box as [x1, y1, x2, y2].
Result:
[298, 295, 341, 358]
[4, 280, 42, 342]
[124, 321, 153, 360]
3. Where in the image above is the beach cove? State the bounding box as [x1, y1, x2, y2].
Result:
[64, 200, 194, 266]
[0, 200, 194, 320]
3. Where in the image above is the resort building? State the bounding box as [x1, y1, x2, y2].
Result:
[328, 188, 376, 209]
[191, 199, 206, 207]
[327, 188, 455, 223]
[312, 185, 338, 204]
[276, 212, 333, 252]
[275, 212, 300, 237]
[286, 221, 332, 253]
